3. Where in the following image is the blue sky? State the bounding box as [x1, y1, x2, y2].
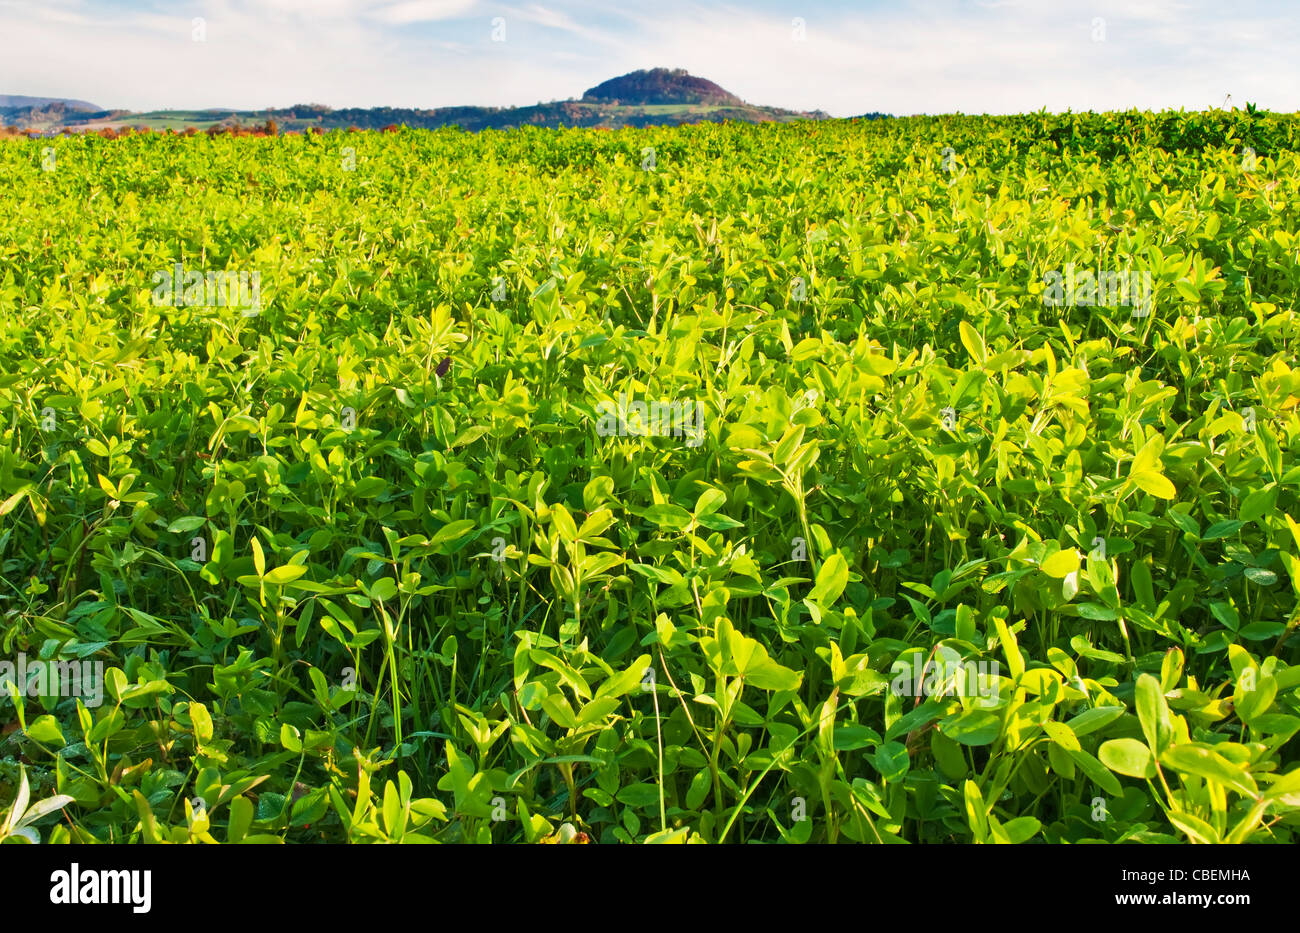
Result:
[1, 0, 1295, 116]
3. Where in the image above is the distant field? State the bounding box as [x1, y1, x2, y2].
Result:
[128, 111, 231, 128]
[11, 101, 809, 135]
[80, 111, 306, 131]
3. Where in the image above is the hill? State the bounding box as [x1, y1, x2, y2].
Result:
[582, 68, 743, 106]
[0, 94, 99, 110]
[2, 70, 865, 133]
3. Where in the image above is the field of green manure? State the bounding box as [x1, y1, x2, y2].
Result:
[1, 109, 1299, 843]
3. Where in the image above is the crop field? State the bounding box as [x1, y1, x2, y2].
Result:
[2, 111, 1299, 844]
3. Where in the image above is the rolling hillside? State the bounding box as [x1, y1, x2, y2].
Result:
[2, 69, 859, 133]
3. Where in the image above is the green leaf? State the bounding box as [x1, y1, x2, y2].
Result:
[959, 320, 987, 365]
[1262, 767, 1300, 802]
[615, 783, 660, 809]
[873, 741, 910, 782]
[1065, 705, 1125, 736]
[1041, 548, 1079, 578]
[939, 710, 1001, 746]
[642, 504, 692, 531]
[808, 552, 849, 606]
[251, 537, 266, 578]
[1243, 566, 1277, 586]
[685, 769, 712, 810]
[551, 504, 578, 543]
[1240, 487, 1276, 524]
[1041, 720, 1080, 751]
[352, 476, 387, 498]
[189, 702, 214, 744]
[264, 564, 307, 585]
[1161, 744, 1258, 797]
[1202, 520, 1243, 541]
[228, 796, 254, 843]
[1066, 748, 1123, 796]
[962, 780, 988, 842]
[1135, 674, 1172, 755]
[1132, 435, 1165, 475]
[576, 696, 619, 726]
[595, 655, 651, 700]
[24, 715, 64, 746]
[1099, 738, 1156, 778]
[429, 519, 476, 551]
[382, 780, 402, 837]
[773, 424, 805, 467]
[692, 488, 727, 517]
[1237, 675, 1277, 724]
[696, 511, 745, 531]
[999, 815, 1041, 844]
[540, 691, 578, 729]
[368, 576, 398, 602]
[280, 723, 302, 752]
[96, 473, 118, 499]
[745, 657, 803, 692]
[833, 724, 883, 750]
[1168, 811, 1221, 844]
[1132, 469, 1176, 499]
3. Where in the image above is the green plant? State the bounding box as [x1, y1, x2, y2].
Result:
[0, 765, 75, 843]
[1, 112, 1298, 843]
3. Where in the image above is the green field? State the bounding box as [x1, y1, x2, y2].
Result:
[2, 112, 1299, 844]
[120, 112, 245, 131]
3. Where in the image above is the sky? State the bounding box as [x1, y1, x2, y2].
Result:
[0, 0, 1296, 116]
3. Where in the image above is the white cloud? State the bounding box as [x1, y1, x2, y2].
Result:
[0, 0, 1293, 115]
[369, 0, 479, 25]
[591, 0, 1297, 115]
[506, 3, 616, 45]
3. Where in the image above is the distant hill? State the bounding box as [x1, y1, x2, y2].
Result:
[0, 94, 99, 110]
[1, 99, 121, 133]
[2, 70, 879, 133]
[582, 68, 743, 107]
